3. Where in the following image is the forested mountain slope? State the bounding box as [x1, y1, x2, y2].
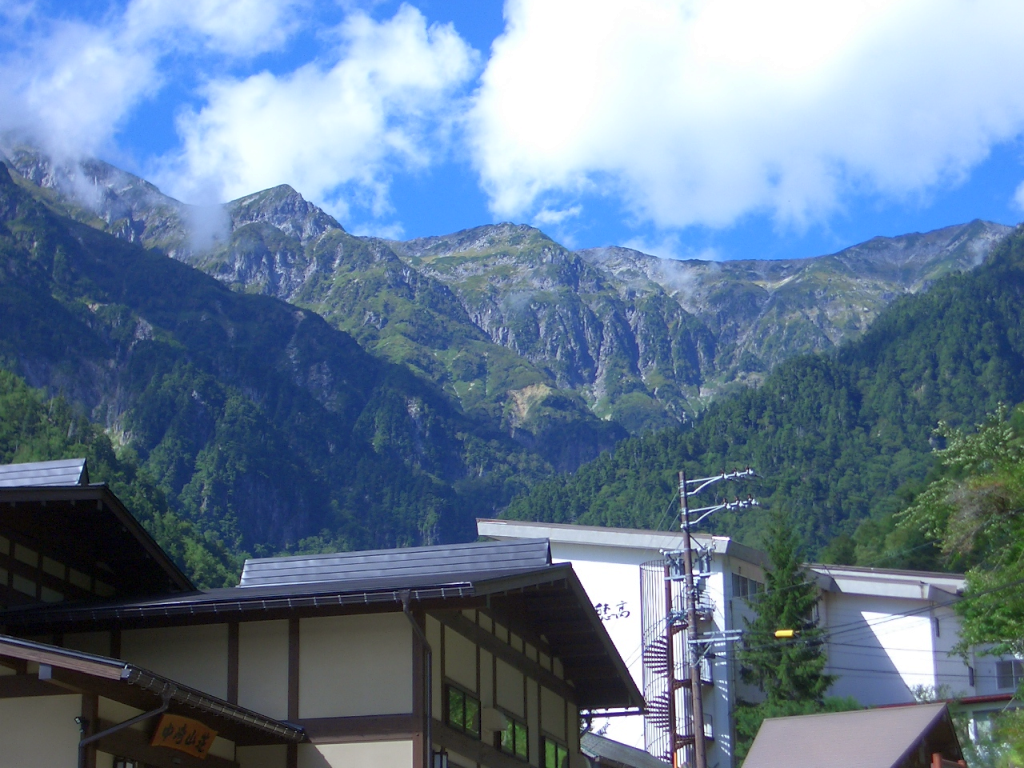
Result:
[0, 162, 556, 555]
[0, 369, 239, 586]
[506, 225, 1024, 554]
[4, 146, 1009, 438]
[2, 146, 625, 464]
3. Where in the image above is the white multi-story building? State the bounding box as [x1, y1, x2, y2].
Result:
[479, 520, 1022, 767]
[809, 565, 968, 705]
[477, 518, 767, 768]
[810, 564, 1019, 742]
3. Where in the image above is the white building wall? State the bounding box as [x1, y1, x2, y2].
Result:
[485, 520, 1022, 764]
[538, 531, 761, 768]
[823, 593, 935, 705]
[549, 541, 649, 751]
[0, 694, 82, 768]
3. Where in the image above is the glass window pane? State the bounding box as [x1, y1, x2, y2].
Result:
[515, 722, 528, 759]
[465, 695, 480, 738]
[501, 722, 515, 753]
[545, 740, 556, 768]
[448, 687, 464, 730]
[998, 661, 1014, 689]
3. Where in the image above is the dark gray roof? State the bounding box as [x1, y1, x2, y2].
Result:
[3, 539, 644, 711]
[239, 538, 552, 588]
[0, 458, 88, 487]
[0, 483, 194, 596]
[744, 703, 962, 768]
[582, 733, 670, 768]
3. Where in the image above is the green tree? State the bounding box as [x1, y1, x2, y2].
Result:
[899, 404, 1024, 653]
[734, 512, 855, 762]
[898, 405, 1024, 764]
[738, 511, 834, 702]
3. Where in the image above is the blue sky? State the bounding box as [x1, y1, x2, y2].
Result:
[3, 1, 1024, 261]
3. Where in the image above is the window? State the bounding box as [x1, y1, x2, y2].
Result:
[731, 573, 762, 599]
[934, 617, 940, 637]
[497, 714, 528, 761]
[996, 660, 1024, 690]
[543, 737, 568, 768]
[445, 685, 480, 738]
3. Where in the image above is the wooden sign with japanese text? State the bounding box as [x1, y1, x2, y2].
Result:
[151, 713, 218, 759]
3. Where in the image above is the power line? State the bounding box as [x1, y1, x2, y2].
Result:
[735, 574, 1024, 658]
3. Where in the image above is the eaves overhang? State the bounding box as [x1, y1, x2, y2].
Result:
[0, 484, 194, 595]
[2, 563, 643, 712]
[0, 633, 304, 745]
[477, 518, 770, 569]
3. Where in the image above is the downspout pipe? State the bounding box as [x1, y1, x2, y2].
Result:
[402, 591, 433, 768]
[77, 691, 171, 768]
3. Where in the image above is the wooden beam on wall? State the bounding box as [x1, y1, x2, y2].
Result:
[436, 612, 577, 704]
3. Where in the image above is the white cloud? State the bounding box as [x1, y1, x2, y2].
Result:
[470, 0, 1024, 231]
[623, 234, 683, 261]
[622, 234, 721, 263]
[532, 205, 581, 226]
[0, 0, 304, 159]
[124, 0, 306, 56]
[0, 19, 159, 157]
[1013, 181, 1024, 213]
[158, 4, 478, 213]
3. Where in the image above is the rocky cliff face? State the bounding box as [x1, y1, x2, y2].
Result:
[3, 145, 1012, 437]
[578, 218, 1011, 401]
[388, 224, 716, 430]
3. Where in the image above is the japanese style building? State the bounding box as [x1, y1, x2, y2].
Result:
[0, 459, 643, 768]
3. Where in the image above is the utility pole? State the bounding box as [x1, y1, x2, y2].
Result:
[679, 469, 707, 768]
[666, 468, 758, 768]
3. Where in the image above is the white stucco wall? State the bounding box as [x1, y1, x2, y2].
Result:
[299, 613, 412, 718]
[238, 619, 290, 720]
[299, 740, 413, 768]
[121, 623, 229, 699]
[550, 541, 648, 750]
[822, 592, 972, 705]
[0, 694, 81, 768]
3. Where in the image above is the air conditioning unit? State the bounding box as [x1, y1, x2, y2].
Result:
[481, 707, 509, 734]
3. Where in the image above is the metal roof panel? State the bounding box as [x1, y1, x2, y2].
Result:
[0, 458, 88, 487]
[240, 538, 551, 588]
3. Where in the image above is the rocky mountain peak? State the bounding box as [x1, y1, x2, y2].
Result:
[828, 219, 1011, 277]
[389, 222, 556, 261]
[228, 184, 342, 244]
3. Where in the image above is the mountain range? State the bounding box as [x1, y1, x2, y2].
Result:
[0, 141, 1019, 568]
[4, 145, 1009, 435]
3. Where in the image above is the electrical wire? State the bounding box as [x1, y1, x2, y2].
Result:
[725, 574, 1024, 659]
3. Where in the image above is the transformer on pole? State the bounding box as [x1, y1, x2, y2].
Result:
[640, 468, 758, 768]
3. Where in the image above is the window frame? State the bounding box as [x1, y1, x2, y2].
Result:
[444, 683, 481, 740]
[494, 709, 529, 761]
[996, 659, 1024, 690]
[542, 735, 568, 768]
[731, 572, 763, 600]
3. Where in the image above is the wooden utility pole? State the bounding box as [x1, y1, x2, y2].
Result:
[679, 470, 707, 768]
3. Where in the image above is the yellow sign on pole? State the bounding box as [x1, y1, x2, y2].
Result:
[151, 713, 218, 760]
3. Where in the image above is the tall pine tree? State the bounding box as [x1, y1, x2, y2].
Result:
[732, 511, 856, 761]
[738, 510, 833, 702]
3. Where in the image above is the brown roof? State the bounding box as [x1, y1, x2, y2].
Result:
[744, 703, 964, 768]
